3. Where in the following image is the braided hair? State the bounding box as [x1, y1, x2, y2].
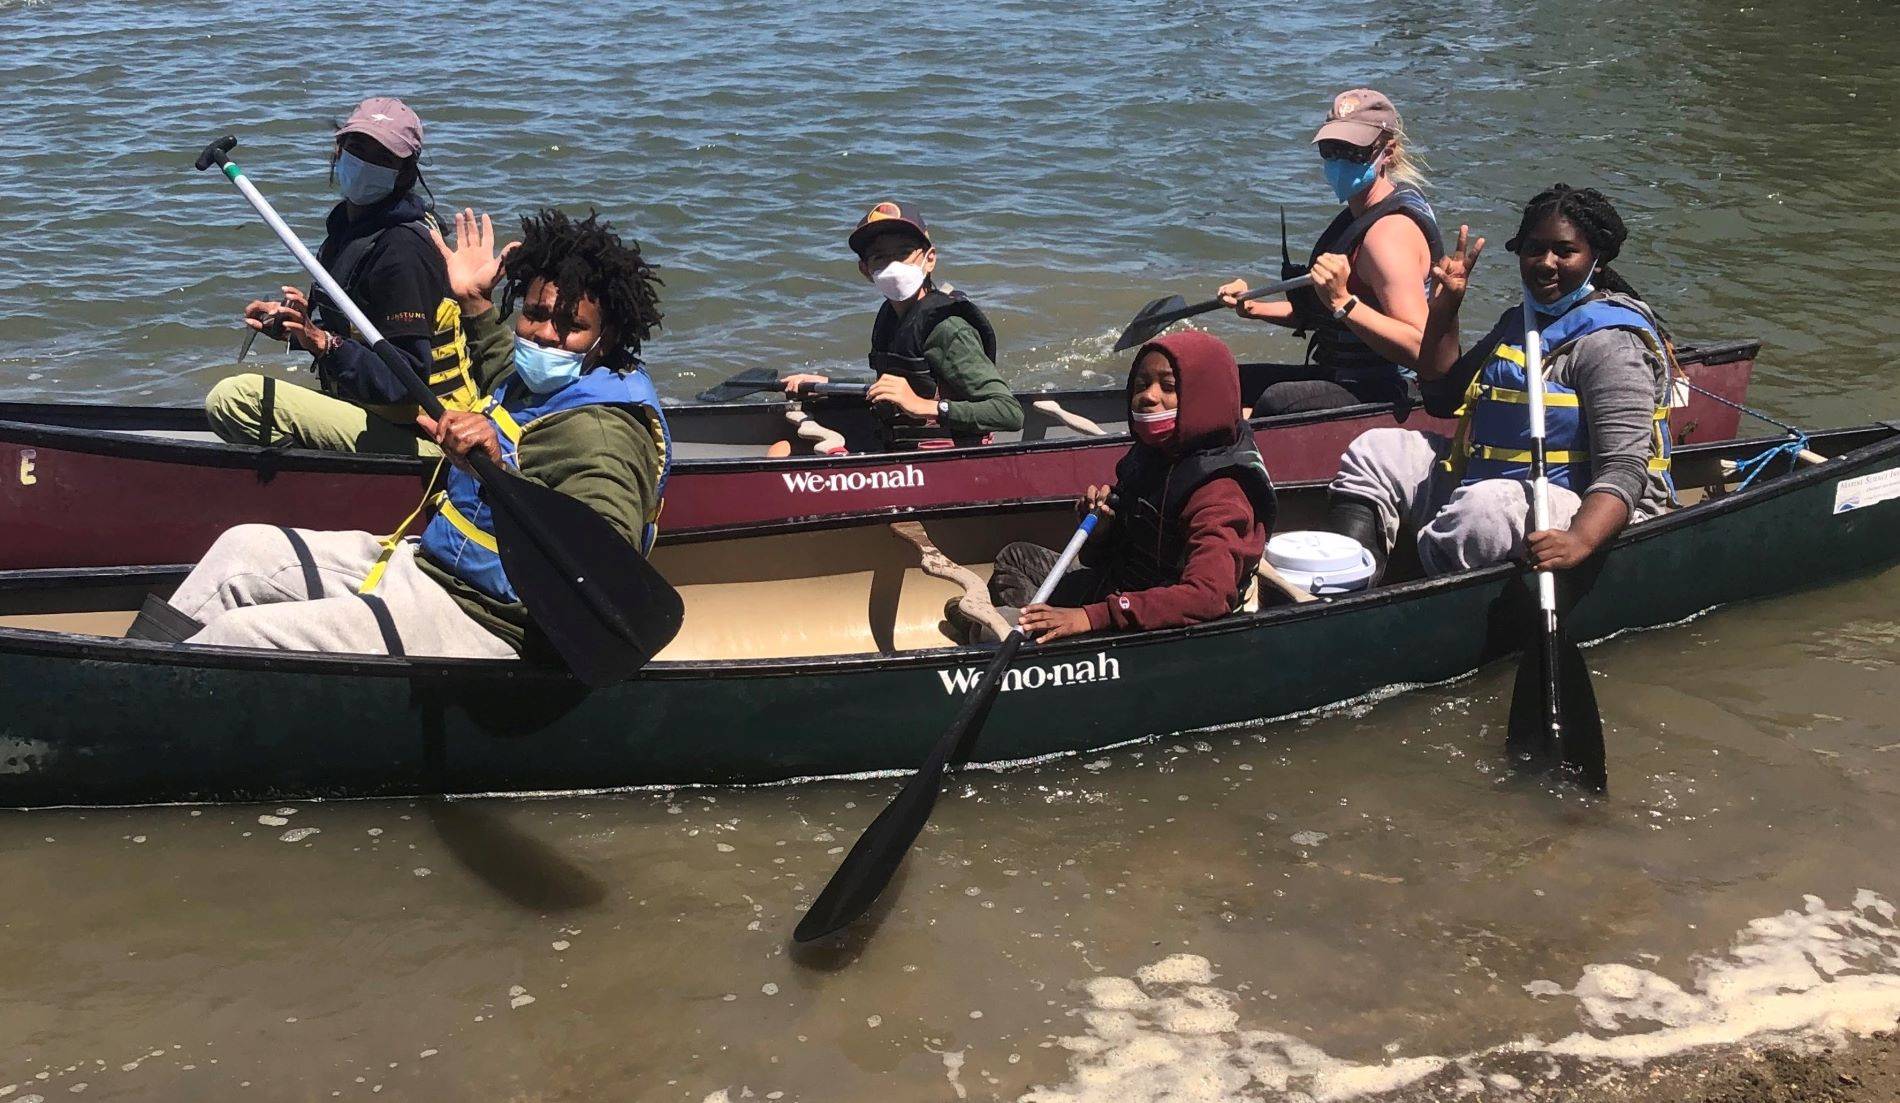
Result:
[500, 208, 664, 372]
[1505, 183, 1651, 298]
[1507, 184, 1679, 360]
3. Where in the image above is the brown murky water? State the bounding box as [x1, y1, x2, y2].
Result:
[5, 0, 1900, 1099]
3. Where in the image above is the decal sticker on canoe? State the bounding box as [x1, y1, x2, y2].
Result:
[782, 466, 924, 494]
[1833, 468, 1900, 514]
[17, 448, 35, 487]
[938, 651, 1121, 695]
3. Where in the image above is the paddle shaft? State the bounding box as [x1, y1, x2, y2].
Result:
[1521, 300, 1564, 751]
[793, 506, 1105, 942]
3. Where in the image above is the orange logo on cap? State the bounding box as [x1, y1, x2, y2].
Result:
[864, 202, 902, 222]
[1336, 95, 1360, 117]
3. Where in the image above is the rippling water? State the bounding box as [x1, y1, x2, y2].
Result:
[5, 0, 1900, 1099]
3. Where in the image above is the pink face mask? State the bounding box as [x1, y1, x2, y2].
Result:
[1131, 407, 1178, 446]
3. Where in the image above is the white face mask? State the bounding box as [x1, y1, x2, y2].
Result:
[872, 260, 927, 302]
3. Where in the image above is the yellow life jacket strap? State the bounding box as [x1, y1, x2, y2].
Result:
[436, 495, 499, 553]
[479, 396, 525, 445]
[359, 459, 448, 596]
[1470, 385, 1581, 408]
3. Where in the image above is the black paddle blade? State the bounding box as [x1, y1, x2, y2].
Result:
[480, 460, 684, 687]
[795, 633, 1026, 942]
[1112, 295, 1190, 352]
[695, 368, 782, 404]
[1506, 629, 1606, 792]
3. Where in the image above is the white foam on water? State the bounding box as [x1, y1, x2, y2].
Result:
[1021, 892, 1900, 1102]
[257, 815, 288, 827]
[278, 827, 319, 843]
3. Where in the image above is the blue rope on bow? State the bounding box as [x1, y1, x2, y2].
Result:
[1730, 433, 1810, 492]
[1682, 378, 1812, 492]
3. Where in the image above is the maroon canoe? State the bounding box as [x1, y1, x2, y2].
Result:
[0, 345, 1757, 570]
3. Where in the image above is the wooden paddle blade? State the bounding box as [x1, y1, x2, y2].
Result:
[794, 633, 1026, 942]
[479, 461, 684, 687]
[1112, 295, 1190, 352]
[695, 368, 782, 404]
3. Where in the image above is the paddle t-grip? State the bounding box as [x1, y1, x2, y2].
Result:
[195, 135, 238, 172]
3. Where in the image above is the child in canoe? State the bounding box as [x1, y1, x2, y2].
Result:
[952, 330, 1277, 644]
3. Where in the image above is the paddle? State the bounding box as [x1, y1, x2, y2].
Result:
[794, 503, 1109, 943]
[694, 368, 871, 404]
[1111, 274, 1315, 352]
[193, 135, 684, 687]
[1504, 298, 1607, 790]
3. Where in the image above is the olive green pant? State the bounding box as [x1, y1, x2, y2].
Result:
[204, 373, 442, 457]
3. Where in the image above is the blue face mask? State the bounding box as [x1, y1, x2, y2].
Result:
[335, 150, 400, 206]
[1322, 155, 1380, 204]
[512, 334, 595, 394]
[1526, 274, 1596, 317]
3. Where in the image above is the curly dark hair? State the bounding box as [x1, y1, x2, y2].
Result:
[499, 208, 664, 371]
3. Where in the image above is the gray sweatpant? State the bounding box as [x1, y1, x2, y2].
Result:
[1329, 428, 1582, 576]
[168, 525, 518, 659]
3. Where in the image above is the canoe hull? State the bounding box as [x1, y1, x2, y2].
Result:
[2, 422, 1893, 809]
[0, 345, 1756, 569]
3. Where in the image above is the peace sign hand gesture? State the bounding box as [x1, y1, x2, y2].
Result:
[429, 207, 520, 314]
[1431, 224, 1486, 301]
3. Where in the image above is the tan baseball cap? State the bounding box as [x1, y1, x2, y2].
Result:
[1312, 89, 1400, 147]
[335, 97, 423, 159]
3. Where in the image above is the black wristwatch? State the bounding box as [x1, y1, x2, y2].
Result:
[937, 399, 951, 420]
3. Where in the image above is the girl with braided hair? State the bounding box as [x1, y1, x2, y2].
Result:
[1317, 184, 1679, 582]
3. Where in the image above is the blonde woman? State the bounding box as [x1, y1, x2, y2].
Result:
[1217, 89, 1444, 415]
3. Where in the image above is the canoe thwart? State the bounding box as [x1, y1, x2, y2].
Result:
[1031, 399, 1108, 437]
[1256, 560, 1320, 604]
[786, 406, 846, 456]
[888, 521, 1010, 641]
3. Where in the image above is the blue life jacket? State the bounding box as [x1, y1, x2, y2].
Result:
[417, 367, 672, 604]
[1445, 298, 1674, 495]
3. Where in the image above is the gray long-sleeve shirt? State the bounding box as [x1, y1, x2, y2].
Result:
[1424, 292, 1672, 520]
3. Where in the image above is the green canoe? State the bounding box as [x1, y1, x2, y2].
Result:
[2, 424, 1897, 808]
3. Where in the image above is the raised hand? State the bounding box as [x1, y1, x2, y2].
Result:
[1431, 224, 1486, 300]
[430, 207, 519, 311]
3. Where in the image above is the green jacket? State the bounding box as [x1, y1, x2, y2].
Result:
[925, 316, 1023, 435]
[415, 306, 664, 654]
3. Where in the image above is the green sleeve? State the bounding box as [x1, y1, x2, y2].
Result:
[461, 305, 518, 394]
[516, 405, 662, 550]
[925, 317, 1022, 433]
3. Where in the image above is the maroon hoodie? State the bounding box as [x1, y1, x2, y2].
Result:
[1081, 330, 1271, 632]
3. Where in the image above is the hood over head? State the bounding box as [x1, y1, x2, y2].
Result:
[1129, 330, 1242, 456]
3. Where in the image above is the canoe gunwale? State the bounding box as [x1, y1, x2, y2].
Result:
[1, 419, 1889, 683]
[0, 340, 1761, 476]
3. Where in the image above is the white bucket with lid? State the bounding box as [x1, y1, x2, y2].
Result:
[1265, 530, 1378, 596]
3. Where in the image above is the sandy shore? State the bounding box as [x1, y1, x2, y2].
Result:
[1376, 1032, 1900, 1102]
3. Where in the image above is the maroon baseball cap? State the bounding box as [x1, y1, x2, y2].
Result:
[335, 97, 423, 159]
[847, 201, 931, 256]
[1312, 88, 1401, 147]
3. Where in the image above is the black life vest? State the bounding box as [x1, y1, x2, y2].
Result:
[1104, 422, 1278, 596]
[868, 286, 1000, 449]
[1280, 186, 1443, 391]
[309, 205, 477, 411]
